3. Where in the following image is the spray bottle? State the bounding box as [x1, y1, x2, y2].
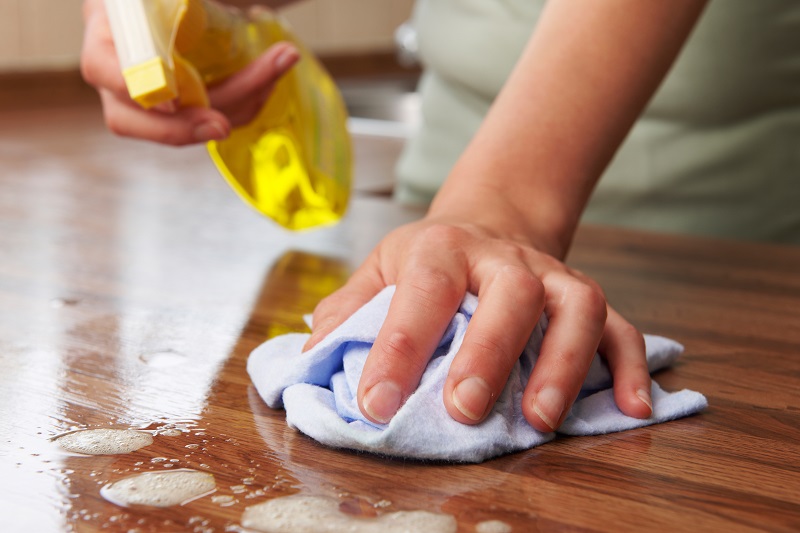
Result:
[103, 0, 352, 230]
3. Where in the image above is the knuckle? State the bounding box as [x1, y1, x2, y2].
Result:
[79, 56, 97, 87]
[155, 129, 191, 147]
[377, 330, 428, 376]
[467, 332, 508, 361]
[417, 223, 469, 248]
[312, 296, 345, 325]
[103, 109, 127, 137]
[617, 320, 645, 349]
[569, 280, 608, 323]
[406, 266, 461, 307]
[495, 240, 528, 263]
[496, 264, 544, 300]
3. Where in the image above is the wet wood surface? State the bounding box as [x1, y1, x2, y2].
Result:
[1, 86, 799, 532]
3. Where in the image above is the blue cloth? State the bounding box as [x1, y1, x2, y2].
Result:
[248, 286, 707, 462]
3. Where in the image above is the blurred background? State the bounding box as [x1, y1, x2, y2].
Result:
[0, 0, 422, 192]
[0, 0, 415, 72]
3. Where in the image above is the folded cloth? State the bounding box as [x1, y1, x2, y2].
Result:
[248, 286, 707, 463]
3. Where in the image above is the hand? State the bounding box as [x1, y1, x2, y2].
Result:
[303, 215, 653, 432]
[80, 0, 299, 146]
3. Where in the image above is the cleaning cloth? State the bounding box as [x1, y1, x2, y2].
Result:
[248, 286, 707, 462]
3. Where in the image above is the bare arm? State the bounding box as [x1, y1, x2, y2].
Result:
[307, 0, 708, 431]
[435, 0, 708, 258]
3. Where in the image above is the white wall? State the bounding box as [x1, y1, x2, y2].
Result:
[0, 0, 415, 72]
[0, 0, 85, 71]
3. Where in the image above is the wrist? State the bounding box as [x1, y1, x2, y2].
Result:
[428, 178, 575, 260]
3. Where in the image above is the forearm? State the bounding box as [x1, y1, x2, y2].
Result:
[430, 0, 707, 258]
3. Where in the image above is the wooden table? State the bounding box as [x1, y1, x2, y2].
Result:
[1, 96, 799, 532]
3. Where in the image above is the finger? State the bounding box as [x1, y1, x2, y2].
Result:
[358, 237, 468, 424]
[100, 90, 230, 145]
[80, 5, 129, 98]
[302, 262, 385, 352]
[522, 273, 608, 431]
[443, 264, 545, 424]
[598, 307, 652, 418]
[209, 42, 300, 112]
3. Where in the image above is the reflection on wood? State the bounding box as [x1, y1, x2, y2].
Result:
[0, 81, 799, 532]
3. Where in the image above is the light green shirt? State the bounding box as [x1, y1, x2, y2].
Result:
[395, 0, 800, 244]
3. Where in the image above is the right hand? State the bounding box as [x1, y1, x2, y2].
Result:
[303, 210, 653, 432]
[81, 0, 299, 146]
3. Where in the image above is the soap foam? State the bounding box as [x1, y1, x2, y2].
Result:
[476, 520, 513, 533]
[241, 495, 457, 533]
[100, 469, 216, 508]
[54, 429, 153, 455]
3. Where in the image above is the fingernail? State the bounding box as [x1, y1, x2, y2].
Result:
[275, 47, 299, 71]
[533, 387, 566, 431]
[452, 376, 492, 421]
[193, 121, 227, 142]
[362, 381, 402, 424]
[636, 388, 653, 414]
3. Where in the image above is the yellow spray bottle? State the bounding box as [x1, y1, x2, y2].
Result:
[103, 0, 352, 230]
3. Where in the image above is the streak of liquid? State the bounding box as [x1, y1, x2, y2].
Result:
[50, 297, 80, 308]
[241, 495, 457, 533]
[138, 350, 188, 368]
[53, 429, 153, 455]
[100, 469, 216, 508]
[476, 520, 513, 533]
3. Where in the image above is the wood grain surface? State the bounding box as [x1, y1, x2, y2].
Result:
[1, 90, 799, 532]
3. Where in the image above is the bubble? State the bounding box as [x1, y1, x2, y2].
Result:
[139, 350, 188, 368]
[100, 469, 216, 508]
[212, 495, 237, 507]
[476, 520, 513, 533]
[158, 429, 183, 437]
[241, 495, 457, 533]
[54, 429, 153, 455]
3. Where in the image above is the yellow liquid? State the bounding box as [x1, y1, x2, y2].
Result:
[176, 1, 351, 230]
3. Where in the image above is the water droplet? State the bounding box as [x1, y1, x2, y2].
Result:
[139, 350, 188, 368]
[476, 520, 513, 533]
[211, 495, 237, 507]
